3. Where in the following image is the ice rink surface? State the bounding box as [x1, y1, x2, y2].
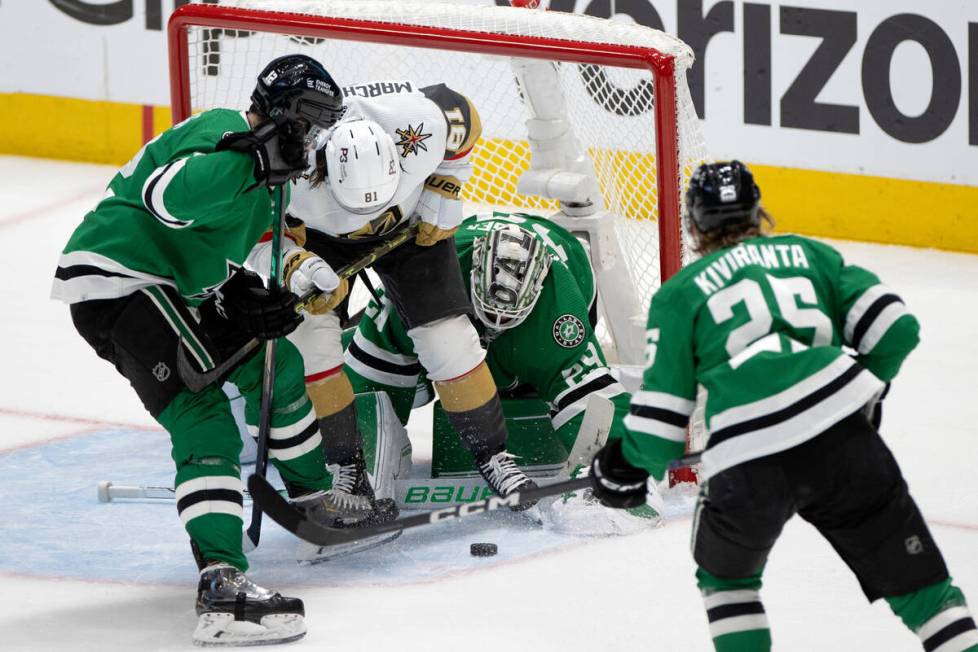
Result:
[0, 155, 975, 651]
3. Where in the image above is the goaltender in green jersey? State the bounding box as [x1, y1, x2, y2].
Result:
[343, 211, 660, 532]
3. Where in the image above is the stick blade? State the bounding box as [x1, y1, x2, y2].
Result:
[247, 474, 303, 533]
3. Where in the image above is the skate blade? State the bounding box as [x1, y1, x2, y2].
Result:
[192, 612, 306, 647]
[296, 529, 402, 564]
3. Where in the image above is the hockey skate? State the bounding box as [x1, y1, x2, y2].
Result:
[192, 563, 306, 647]
[476, 449, 539, 511]
[291, 451, 400, 563]
[293, 450, 399, 528]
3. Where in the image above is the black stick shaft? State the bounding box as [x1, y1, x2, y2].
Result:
[244, 186, 286, 549]
[669, 451, 702, 469]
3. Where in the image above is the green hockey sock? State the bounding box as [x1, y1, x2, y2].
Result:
[887, 578, 978, 651]
[698, 568, 771, 652]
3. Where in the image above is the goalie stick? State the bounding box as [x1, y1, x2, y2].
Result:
[176, 222, 420, 393]
[247, 473, 592, 547]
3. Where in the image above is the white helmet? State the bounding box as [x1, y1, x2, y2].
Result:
[323, 119, 401, 214]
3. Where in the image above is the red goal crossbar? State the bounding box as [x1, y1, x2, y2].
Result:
[166, 3, 684, 283]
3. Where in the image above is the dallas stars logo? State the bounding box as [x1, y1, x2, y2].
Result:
[552, 314, 586, 348]
[189, 260, 242, 304]
[395, 123, 432, 157]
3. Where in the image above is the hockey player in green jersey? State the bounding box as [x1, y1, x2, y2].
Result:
[589, 161, 978, 651]
[343, 212, 660, 532]
[51, 55, 348, 646]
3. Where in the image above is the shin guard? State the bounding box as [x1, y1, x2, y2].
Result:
[307, 370, 364, 463]
[435, 361, 507, 457]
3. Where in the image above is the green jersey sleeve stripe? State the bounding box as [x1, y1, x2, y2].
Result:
[624, 412, 688, 442]
[552, 369, 618, 412]
[631, 390, 696, 414]
[844, 283, 894, 343]
[551, 377, 626, 431]
[853, 297, 909, 354]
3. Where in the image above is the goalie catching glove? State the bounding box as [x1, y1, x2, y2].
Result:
[213, 268, 303, 340]
[283, 250, 349, 315]
[589, 438, 651, 509]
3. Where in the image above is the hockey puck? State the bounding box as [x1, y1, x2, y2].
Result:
[470, 543, 498, 557]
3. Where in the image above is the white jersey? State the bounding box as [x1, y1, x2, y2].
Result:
[289, 82, 481, 239]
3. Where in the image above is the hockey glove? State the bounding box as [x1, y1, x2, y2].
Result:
[216, 119, 307, 189]
[416, 222, 458, 247]
[282, 250, 349, 315]
[214, 268, 303, 340]
[589, 438, 650, 510]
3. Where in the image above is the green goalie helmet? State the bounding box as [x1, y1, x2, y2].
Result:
[471, 223, 553, 331]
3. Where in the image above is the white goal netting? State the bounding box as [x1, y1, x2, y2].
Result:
[176, 0, 708, 325]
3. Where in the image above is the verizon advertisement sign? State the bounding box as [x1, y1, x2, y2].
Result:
[0, 0, 975, 185]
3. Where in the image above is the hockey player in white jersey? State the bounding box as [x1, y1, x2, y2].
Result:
[250, 82, 538, 528]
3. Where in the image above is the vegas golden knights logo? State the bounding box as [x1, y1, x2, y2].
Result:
[347, 206, 404, 239]
[395, 123, 432, 157]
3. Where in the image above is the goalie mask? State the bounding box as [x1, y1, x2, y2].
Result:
[471, 224, 553, 331]
[323, 119, 401, 214]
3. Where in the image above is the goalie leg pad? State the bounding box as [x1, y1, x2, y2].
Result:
[354, 391, 412, 502]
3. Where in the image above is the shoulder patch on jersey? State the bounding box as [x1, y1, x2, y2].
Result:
[420, 83, 482, 159]
[553, 314, 586, 348]
[395, 123, 432, 157]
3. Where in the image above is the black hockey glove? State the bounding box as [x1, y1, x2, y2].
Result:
[212, 269, 303, 340]
[216, 118, 307, 189]
[589, 438, 650, 510]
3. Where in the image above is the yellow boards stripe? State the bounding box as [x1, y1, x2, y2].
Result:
[0, 93, 171, 165]
[749, 164, 978, 254]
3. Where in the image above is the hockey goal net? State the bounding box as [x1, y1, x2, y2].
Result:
[168, 0, 709, 476]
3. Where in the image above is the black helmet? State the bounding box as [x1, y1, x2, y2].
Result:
[685, 161, 761, 232]
[251, 54, 344, 130]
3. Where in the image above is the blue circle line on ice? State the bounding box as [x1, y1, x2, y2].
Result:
[0, 423, 619, 588]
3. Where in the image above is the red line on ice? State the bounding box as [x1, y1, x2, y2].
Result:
[0, 185, 105, 230]
[0, 407, 161, 454]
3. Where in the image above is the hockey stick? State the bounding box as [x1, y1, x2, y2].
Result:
[243, 186, 288, 552]
[176, 223, 420, 392]
[670, 451, 702, 469]
[248, 473, 592, 547]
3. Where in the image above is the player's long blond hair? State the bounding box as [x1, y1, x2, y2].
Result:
[690, 206, 775, 256]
